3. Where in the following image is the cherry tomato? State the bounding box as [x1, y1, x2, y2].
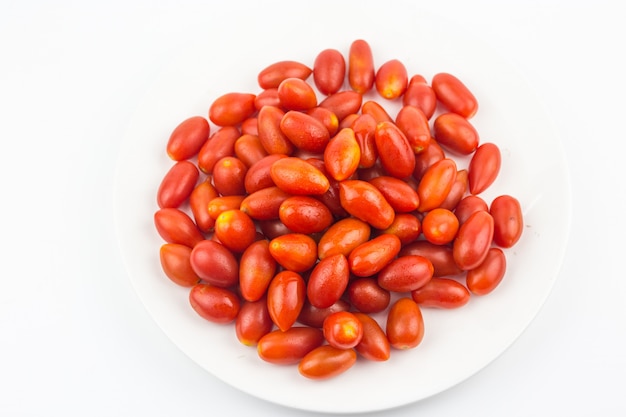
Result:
[433, 112, 479, 155]
[417, 158, 457, 212]
[346, 277, 390, 314]
[490, 195, 523, 248]
[189, 283, 240, 324]
[379, 213, 422, 245]
[421, 208, 460, 245]
[403, 75, 437, 119]
[278, 196, 333, 234]
[319, 90, 363, 122]
[313, 48, 346, 95]
[323, 127, 361, 181]
[298, 299, 350, 328]
[166, 116, 210, 161]
[207, 195, 246, 220]
[244, 153, 287, 194]
[469, 142, 501, 195]
[377, 255, 434, 293]
[189, 180, 219, 233]
[399, 240, 463, 277]
[159, 243, 200, 287]
[466, 247, 507, 295]
[270, 156, 330, 195]
[375, 59, 408, 99]
[454, 194, 489, 225]
[353, 312, 390, 362]
[339, 180, 395, 229]
[277, 77, 318, 111]
[411, 277, 471, 309]
[197, 126, 241, 174]
[348, 39, 375, 94]
[361, 100, 393, 123]
[239, 239, 277, 302]
[317, 217, 371, 259]
[257, 60, 312, 89]
[307, 254, 350, 309]
[268, 233, 318, 272]
[374, 121, 415, 179]
[157, 160, 199, 209]
[235, 297, 274, 346]
[154, 208, 204, 248]
[209, 92, 256, 126]
[323, 311, 364, 349]
[257, 106, 295, 155]
[298, 345, 357, 380]
[386, 297, 425, 350]
[395, 105, 431, 154]
[254, 88, 280, 110]
[452, 210, 494, 270]
[432, 72, 478, 119]
[189, 240, 239, 288]
[212, 156, 248, 196]
[280, 110, 330, 153]
[240, 186, 290, 221]
[348, 233, 401, 277]
[213, 209, 256, 253]
[266, 270, 306, 332]
[368, 176, 420, 213]
[257, 327, 324, 365]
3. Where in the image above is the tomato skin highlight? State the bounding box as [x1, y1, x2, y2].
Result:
[257, 327, 324, 365]
[411, 277, 471, 309]
[298, 345, 357, 380]
[490, 194, 524, 248]
[189, 283, 240, 324]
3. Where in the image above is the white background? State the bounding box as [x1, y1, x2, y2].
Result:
[1, 1, 624, 416]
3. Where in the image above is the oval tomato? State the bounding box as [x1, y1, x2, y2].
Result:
[266, 270, 306, 332]
[468, 142, 501, 195]
[189, 283, 240, 324]
[313, 48, 346, 95]
[452, 210, 494, 270]
[490, 195, 523, 248]
[466, 247, 507, 295]
[157, 160, 199, 209]
[189, 240, 239, 287]
[298, 345, 357, 380]
[386, 298, 425, 350]
[411, 277, 471, 309]
[166, 116, 210, 161]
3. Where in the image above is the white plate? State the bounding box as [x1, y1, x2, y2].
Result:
[114, 4, 571, 414]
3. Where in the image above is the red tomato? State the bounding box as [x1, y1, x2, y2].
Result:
[189, 240, 239, 288]
[386, 298, 425, 350]
[411, 277, 471, 309]
[157, 160, 199, 209]
[214, 209, 257, 253]
[197, 126, 241, 174]
[374, 121, 416, 179]
[339, 180, 395, 229]
[395, 105, 432, 154]
[433, 112, 479, 155]
[346, 277, 390, 314]
[307, 254, 350, 309]
[298, 345, 357, 380]
[468, 142, 501, 195]
[432, 72, 478, 118]
[466, 247, 507, 295]
[257, 106, 295, 156]
[257, 60, 312, 89]
[212, 156, 248, 196]
[239, 240, 277, 302]
[189, 283, 240, 324]
[348, 233, 401, 277]
[313, 48, 346, 95]
[348, 39, 375, 94]
[400, 240, 463, 277]
[377, 255, 434, 293]
[323, 311, 364, 349]
[266, 270, 306, 332]
[166, 116, 210, 161]
[277, 77, 318, 111]
[257, 327, 324, 365]
[375, 59, 408, 99]
[209, 92, 256, 126]
[268, 233, 318, 272]
[452, 210, 494, 271]
[353, 312, 390, 361]
[403, 75, 437, 119]
[454, 194, 489, 225]
[154, 208, 204, 248]
[297, 299, 350, 328]
[490, 195, 524, 248]
[235, 297, 274, 346]
[323, 128, 361, 181]
[317, 217, 371, 259]
[189, 180, 219, 233]
[417, 158, 457, 212]
[421, 208, 460, 245]
[159, 243, 200, 287]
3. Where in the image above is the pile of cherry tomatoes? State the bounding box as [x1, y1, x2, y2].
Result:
[154, 39, 524, 380]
